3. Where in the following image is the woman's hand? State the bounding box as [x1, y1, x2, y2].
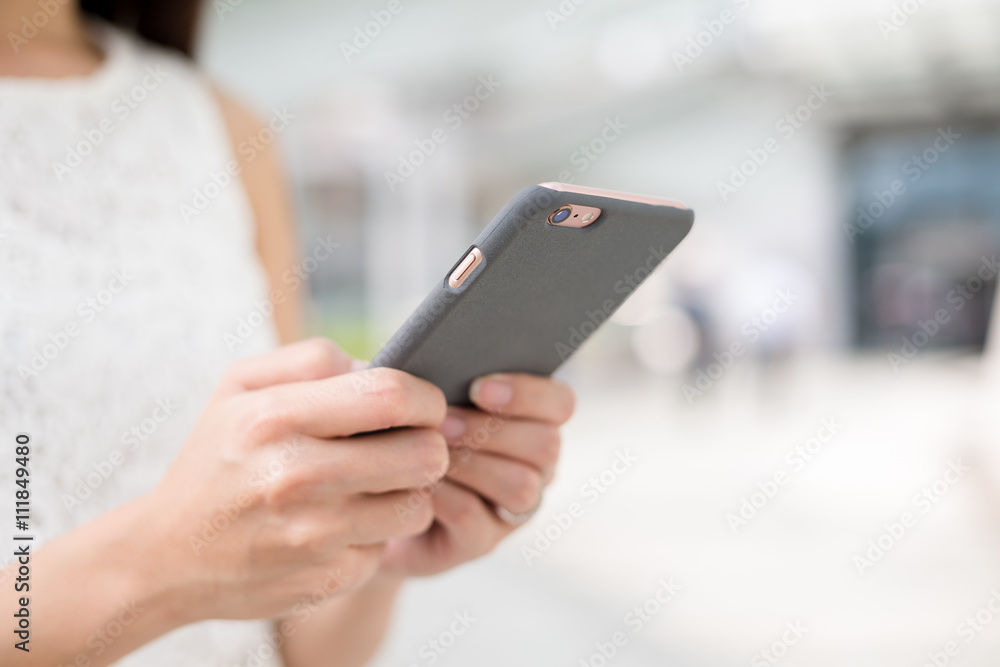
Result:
[138, 338, 450, 621]
[377, 373, 575, 578]
[20, 338, 451, 667]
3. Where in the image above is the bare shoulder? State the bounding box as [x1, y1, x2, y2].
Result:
[212, 87, 259, 138]
[208, 86, 303, 343]
[211, 88, 277, 160]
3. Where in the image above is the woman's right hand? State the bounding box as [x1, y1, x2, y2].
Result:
[137, 338, 449, 622]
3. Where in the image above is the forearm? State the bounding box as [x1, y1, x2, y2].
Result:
[281, 573, 405, 667]
[1, 497, 191, 666]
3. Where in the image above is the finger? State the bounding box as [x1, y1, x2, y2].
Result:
[445, 450, 543, 515]
[269, 429, 449, 497]
[440, 407, 561, 483]
[261, 367, 447, 438]
[222, 338, 354, 392]
[319, 543, 384, 594]
[339, 489, 437, 545]
[469, 374, 575, 425]
[431, 481, 511, 554]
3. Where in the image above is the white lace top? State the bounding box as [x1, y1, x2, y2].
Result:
[0, 24, 283, 667]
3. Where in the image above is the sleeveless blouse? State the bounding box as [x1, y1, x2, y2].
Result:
[0, 23, 283, 667]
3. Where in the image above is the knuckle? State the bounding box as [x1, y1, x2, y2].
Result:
[555, 386, 576, 423]
[449, 489, 482, 527]
[536, 426, 562, 464]
[257, 470, 299, 510]
[406, 501, 435, 534]
[426, 385, 448, 425]
[363, 368, 446, 429]
[239, 392, 289, 444]
[367, 369, 413, 427]
[301, 337, 342, 370]
[409, 429, 449, 480]
[508, 467, 542, 512]
[251, 448, 313, 509]
[281, 521, 325, 558]
[296, 510, 352, 556]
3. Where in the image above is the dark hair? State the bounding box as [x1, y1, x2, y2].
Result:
[80, 0, 202, 57]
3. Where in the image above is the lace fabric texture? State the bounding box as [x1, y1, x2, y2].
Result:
[0, 25, 283, 667]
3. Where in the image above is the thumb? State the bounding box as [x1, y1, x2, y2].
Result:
[220, 338, 355, 393]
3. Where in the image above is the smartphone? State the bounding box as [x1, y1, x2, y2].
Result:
[371, 182, 695, 404]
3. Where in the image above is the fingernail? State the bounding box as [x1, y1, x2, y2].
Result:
[351, 359, 370, 372]
[471, 376, 513, 407]
[440, 413, 466, 440]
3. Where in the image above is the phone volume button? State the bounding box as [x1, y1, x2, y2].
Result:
[448, 248, 483, 288]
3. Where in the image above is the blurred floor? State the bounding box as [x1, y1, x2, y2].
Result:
[371, 353, 1000, 666]
[187, 1, 1000, 662]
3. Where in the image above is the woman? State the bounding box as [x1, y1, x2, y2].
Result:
[0, 1, 574, 665]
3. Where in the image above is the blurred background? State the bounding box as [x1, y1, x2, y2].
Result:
[199, 0, 1000, 664]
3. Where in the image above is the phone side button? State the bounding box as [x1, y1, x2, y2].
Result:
[448, 247, 484, 288]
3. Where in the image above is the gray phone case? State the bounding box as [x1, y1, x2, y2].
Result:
[371, 183, 695, 404]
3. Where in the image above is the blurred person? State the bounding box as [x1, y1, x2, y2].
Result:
[0, 1, 575, 666]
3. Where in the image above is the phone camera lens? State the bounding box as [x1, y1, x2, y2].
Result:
[549, 206, 572, 224]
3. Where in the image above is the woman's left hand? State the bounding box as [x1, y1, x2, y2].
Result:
[377, 373, 575, 577]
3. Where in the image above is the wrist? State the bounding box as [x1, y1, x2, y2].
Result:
[367, 569, 407, 592]
[27, 494, 197, 666]
[114, 494, 205, 627]
[280, 560, 406, 667]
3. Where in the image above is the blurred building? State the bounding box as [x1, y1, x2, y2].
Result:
[203, 0, 1000, 369]
[198, 2, 1000, 665]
